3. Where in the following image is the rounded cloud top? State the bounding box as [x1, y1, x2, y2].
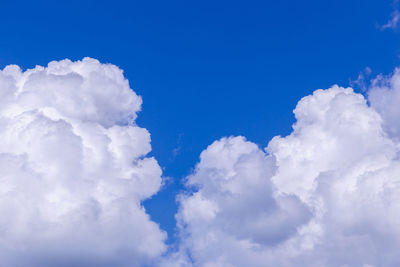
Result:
[4, 57, 400, 267]
[170, 83, 400, 267]
[0, 58, 165, 266]
[1, 57, 142, 127]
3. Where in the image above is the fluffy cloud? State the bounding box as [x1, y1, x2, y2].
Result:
[174, 81, 400, 266]
[0, 58, 166, 266]
[368, 68, 400, 139]
[4, 57, 400, 267]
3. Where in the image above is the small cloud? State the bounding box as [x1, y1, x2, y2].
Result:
[172, 146, 181, 158]
[381, 0, 400, 30]
[350, 66, 372, 91]
[382, 10, 400, 30]
[169, 133, 184, 162]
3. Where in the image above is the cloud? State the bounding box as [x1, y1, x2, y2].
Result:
[173, 80, 400, 266]
[381, 10, 400, 30]
[381, 0, 400, 30]
[368, 67, 400, 139]
[350, 67, 372, 92]
[4, 57, 400, 267]
[0, 58, 166, 266]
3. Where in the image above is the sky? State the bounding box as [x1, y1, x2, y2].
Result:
[1, 0, 400, 266]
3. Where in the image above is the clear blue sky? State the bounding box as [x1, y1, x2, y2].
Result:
[1, 0, 399, 243]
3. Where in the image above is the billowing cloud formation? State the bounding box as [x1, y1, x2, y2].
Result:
[4, 58, 400, 267]
[174, 79, 400, 266]
[369, 68, 400, 139]
[0, 58, 166, 266]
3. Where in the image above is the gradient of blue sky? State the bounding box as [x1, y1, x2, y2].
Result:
[1, 0, 399, 243]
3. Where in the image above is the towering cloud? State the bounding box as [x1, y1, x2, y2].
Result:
[174, 81, 400, 266]
[0, 58, 166, 266]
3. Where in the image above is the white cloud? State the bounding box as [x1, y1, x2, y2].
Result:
[170, 137, 311, 267]
[381, 0, 400, 30]
[0, 58, 166, 266]
[173, 81, 400, 266]
[382, 10, 400, 30]
[4, 57, 400, 267]
[368, 68, 400, 139]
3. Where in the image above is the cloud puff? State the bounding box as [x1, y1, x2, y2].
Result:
[0, 58, 166, 266]
[368, 68, 400, 139]
[174, 81, 400, 266]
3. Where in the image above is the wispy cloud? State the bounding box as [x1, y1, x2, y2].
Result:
[350, 66, 372, 91]
[381, 0, 400, 30]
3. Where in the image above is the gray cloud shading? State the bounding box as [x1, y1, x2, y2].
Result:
[3, 58, 400, 267]
[168, 82, 400, 266]
[0, 58, 166, 266]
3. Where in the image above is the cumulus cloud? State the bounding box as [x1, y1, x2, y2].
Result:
[173, 79, 400, 266]
[4, 57, 400, 267]
[368, 68, 400, 139]
[0, 58, 166, 266]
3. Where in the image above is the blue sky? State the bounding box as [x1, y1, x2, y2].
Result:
[1, 0, 400, 252]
